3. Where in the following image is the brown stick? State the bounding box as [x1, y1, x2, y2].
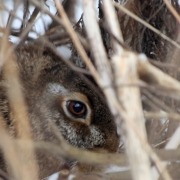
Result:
[0, 35, 39, 180]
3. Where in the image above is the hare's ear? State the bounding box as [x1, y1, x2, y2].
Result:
[15, 45, 50, 82]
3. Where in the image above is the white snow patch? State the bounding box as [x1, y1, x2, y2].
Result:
[68, 174, 76, 180]
[46, 172, 60, 180]
[57, 46, 72, 59]
[178, 0, 180, 6]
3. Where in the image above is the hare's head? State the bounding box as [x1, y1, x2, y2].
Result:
[0, 44, 119, 177]
[15, 44, 119, 151]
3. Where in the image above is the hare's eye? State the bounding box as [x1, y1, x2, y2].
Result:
[61, 92, 92, 125]
[66, 100, 87, 118]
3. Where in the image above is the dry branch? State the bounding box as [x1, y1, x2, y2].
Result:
[138, 56, 180, 93]
[163, 0, 180, 24]
[113, 1, 180, 49]
[0, 35, 39, 180]
[84, 1, 152, 180]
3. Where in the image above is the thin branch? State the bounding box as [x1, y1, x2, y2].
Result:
[0, 36, 39, 180]
[163, 0, 180, 24]
[54, 0, 101, 84]
[138, 56, 180, 93]
[113, 2, 180, 49]
[144, 111, 180, 122]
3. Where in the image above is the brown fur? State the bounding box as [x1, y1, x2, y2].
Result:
[0, 44, 119, 178]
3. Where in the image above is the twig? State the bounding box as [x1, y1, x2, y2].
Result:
[0, 36, 39, 180]
[113, 1, 180, 49]
[152, 126, 180, 179]
[54, 0, 101, 84]
[138, 56, 180, 92]
[163, 0, 180, 24]
[21, 0, 30, 29]
[144, 111, 180, 122]
[0, 120, 24, 180]
[143, 89, 175, 112]
[83, 1, 153, 180]
[83, 0, 112, 91]
[103, 1, 153, 180]
[0, 169, 9, 180]
[13, 139, 180, 168]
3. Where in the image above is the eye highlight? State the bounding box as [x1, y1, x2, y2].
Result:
[66, 100, 87, 118]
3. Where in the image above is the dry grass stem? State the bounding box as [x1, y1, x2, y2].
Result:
[138, 57, 180, 92]
[0, 35, 39, 180]
[103, 0, 124, 52]
[55, 0, 101, 82]
[113, 1, 180, 49]
[163, 0, 180, 24]
[0, 118, 26, 180]
[152, 126, 180, 180]
[144, 111, 180, 122]
[84, 1, 152, 180]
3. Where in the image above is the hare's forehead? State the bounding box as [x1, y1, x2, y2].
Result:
[47, 83, 68, 95]
[46, 82, 89, 103]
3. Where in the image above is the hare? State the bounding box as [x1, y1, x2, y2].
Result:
[0, 43, 119, 178]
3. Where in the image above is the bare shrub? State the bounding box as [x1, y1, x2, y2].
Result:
[0, 0, 180, 180]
